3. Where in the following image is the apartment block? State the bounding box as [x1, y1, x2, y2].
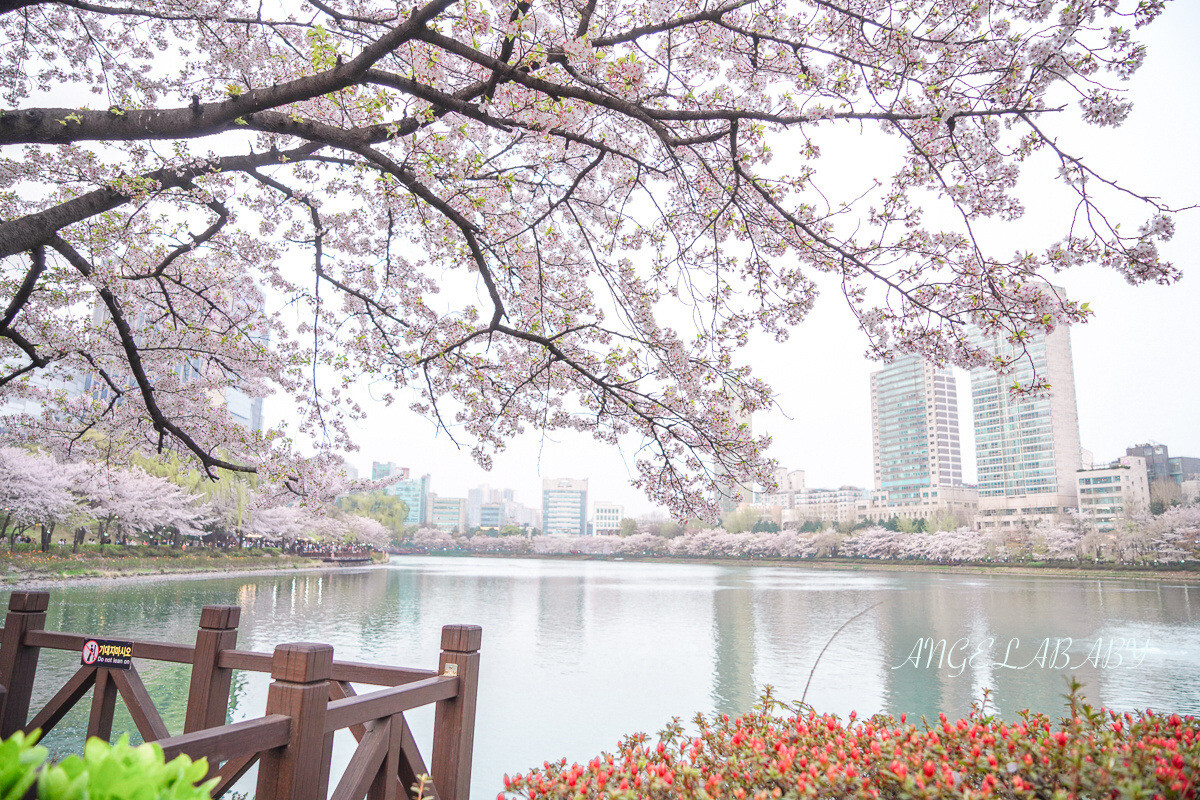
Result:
[478, 499, 539, 530]
[467, 484, 517, 527]
[755, 469, 806, 508]
[372, 461, 404, 481]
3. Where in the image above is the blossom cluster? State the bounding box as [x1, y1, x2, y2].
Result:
[501, 691, 1198, 800]
[0, 0, 1182, 521]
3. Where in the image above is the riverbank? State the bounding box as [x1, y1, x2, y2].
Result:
[400, 550, 1200, 582]
[0, 546, 385, 586]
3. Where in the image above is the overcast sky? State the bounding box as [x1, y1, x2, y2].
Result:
[275, 4, 1200, 519]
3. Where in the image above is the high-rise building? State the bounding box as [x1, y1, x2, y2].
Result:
[870, 356, 963, 500]
[970, 310, 1082, 530]
[716, 410, 754, 513]
[372, 461, 402, 481]
[388, 473, 430, 526]
[542, 478, 588, 536]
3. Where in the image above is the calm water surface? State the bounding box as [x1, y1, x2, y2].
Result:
[8, 556, 1200, 800]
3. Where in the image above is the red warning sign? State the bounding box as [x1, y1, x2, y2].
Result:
[80, 638, 133, 669]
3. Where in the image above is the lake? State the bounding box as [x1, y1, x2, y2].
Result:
[7, 556, 1200, 799]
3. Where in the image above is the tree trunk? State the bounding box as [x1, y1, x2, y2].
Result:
[73, 526, 87, 554]
[40, 521, 55, 552]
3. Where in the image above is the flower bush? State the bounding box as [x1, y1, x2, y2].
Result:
[501, 688, 1197, 800]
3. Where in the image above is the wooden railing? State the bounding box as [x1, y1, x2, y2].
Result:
[0, 590, 480, 800]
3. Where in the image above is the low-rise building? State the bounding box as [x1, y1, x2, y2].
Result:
[782, 487, 869, 526]
[429, 496, 467, 532]
[857, 484, 979, 526]
[1076, 456, 1150, 531]
[593, 502, 623, 535]
[755, 469, 806, 508]
[478, 499, 540, 531]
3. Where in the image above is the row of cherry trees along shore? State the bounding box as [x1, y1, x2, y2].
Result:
[408, 506, 1200, 565]
[0, 448, 390, 552]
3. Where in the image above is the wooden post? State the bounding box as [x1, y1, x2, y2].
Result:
[255, 643, 333, 800]
[184, 605, 240, 733]
[87, 669, 118, 742]
[431, 625, 481, 800]
[0, 591, 48, 737]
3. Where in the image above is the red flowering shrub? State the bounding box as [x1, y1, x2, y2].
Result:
[501, 688, 1197, 800]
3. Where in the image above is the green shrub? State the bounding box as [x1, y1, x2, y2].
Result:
[0, 732, 215, 800]
[0, 730, 47, 800]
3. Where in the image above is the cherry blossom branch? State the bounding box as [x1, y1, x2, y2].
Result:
[0, 0, 454, 146]
[47, 236, 249, 476]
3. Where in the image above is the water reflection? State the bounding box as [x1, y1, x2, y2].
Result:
[4, 558, 1200, 800]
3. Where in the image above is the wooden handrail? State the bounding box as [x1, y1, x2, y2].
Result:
[214, 649, 272, 671]
[157, 714, 292, 763]
[331, 661, 440, 686]
[24, 630, 195, 663]
[25, 632, 440, 686]
[218, 649, 439, 685]
[0, 593, 481, 800]
[324, 676, 458, 733]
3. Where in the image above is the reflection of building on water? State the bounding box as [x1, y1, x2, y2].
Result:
[535, 574, 586, 659]
[711, 582, 757, 716]
[874, 578, 1200, 720]
[879, 586, 967, 718]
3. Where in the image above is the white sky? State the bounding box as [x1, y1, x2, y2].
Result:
[272, 4, 1200, 519]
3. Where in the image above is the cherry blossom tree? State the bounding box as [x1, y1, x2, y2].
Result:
[341, 513, 391, 548]
[1140, 505, 1200, 563]
[249, 503, 309, 543]
[0, 0, 1183, 518]
[82, 465, 209, 548]
[0, 447, 82, 550]
[409, 527, 457, 552]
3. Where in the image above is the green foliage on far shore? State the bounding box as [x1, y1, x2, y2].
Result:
[0, 543, 312, 583]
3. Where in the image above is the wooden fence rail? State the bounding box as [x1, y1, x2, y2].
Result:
[0, 590, 481, 800]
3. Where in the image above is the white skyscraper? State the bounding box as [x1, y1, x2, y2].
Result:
[970, 310, 1082, 530]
